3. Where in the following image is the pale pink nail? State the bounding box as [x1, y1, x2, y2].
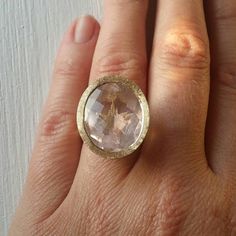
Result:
[75, 15, 96, 43]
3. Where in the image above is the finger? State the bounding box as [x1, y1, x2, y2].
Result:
[142, 0, 210, 167]
[15, 16, 100, 223]
[73, 0, 149, 188]
[205, 1, 236, 179]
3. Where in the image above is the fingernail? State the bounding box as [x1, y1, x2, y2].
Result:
[75, 15, 96, 43]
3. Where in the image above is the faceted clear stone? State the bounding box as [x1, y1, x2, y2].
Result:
[84, 82, 143, 152]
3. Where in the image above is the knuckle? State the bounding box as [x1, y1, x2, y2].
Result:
[94, 51, 146, 79]
[89, 187, 120, 234]
[75, 190, 119, 235]
[40, 109, 75, 138]
[146, 176, 190, 235]
[159, 31, 209, 69]
[54, 58, 81, 79]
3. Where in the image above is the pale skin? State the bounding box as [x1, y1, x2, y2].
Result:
[9, 0, 236, 235]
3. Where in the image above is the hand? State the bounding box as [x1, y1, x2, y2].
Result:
[9, 1, 236, 235]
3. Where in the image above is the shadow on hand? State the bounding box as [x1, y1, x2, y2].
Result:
[146, 0, 157, 60]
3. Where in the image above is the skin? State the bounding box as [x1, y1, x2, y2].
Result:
[9, 0, 236, 235]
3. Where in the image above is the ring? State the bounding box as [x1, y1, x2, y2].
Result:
[77, 76, 150, 159]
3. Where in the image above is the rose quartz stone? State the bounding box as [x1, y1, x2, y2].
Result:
[84, 83, 142, 152]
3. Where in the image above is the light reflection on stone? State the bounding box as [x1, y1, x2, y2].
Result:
[84, 83, 143, 152]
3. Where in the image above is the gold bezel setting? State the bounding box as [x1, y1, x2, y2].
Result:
[77, 76, 150, 159]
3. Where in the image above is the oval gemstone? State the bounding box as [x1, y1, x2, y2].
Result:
[84, 82, 143, 152]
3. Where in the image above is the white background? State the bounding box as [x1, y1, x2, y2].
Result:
[0, 1, 102, 235]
